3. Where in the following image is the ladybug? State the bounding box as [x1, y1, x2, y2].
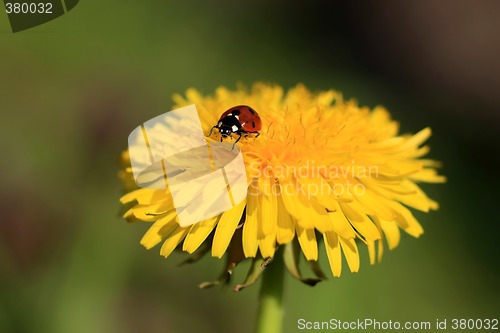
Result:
[209, 105, 262, 145]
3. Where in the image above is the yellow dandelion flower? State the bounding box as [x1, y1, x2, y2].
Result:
[119, 82, 445, 289]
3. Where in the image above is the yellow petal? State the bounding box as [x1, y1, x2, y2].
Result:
[212, 199, 246, 258]
[329, 202, 356, 239]
[410, 168, 447, 183]
[401, 145, 430, 159]
[392, 179, 439, 212]
[258, 230, 277, 258]
[348, 196, 375, 216]
[297, 177, 336, 211]
[120, 189, 143, 204]
[377, 161, 423, 178]
[140, 210, 178, 249]
[339, 237, 360, 273]
[127, 203, 170, 222]
[402, 127, 432, 149]
[182, 216, 219, 254]
[354, 189, 395, 221]
[120, 188, 162, 205]
[386, 200, 425, 237]
[242, 215, 258, 257]
[280, 178, 300, 218]
[123, 206, 140, 222]
[362, 178, 417, 196]
[160, 227, 190, 258]
[284, 179, 334, 234]
[280, 178, 316, 230]
[243, 181, 260, 257]
[295, 224, 318, 261]
[340, 203, 381, 240]
[259, 180, 278, 237]
[378, 218, 401, 249]
[276, 193, 295, 244]
[367, 136, 405, 151]
[377, 237, 384, 262]
[367, 240, 376, 265]
[312, 212, 335, 233]
[323, 231, 342, 277]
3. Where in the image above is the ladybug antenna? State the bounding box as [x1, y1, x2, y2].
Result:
[208, 125, 217, 137]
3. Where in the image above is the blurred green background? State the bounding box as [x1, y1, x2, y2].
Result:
[1, 1, 499, 332]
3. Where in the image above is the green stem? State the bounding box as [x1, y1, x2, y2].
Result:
[255, 251, 285, 333]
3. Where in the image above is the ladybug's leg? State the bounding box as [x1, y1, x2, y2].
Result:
[235, 132, 243, 144]
[254, 132, 260, 138]
[232, 132, 243, 150]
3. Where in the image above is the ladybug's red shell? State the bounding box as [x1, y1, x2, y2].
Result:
[218, 105, 262, 133]
[209, 105, 262, 146]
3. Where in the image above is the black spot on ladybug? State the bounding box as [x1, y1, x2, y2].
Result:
[232, 109, 240, 116]
[248, 108, 255, 114]
[252, 121, 256, 128]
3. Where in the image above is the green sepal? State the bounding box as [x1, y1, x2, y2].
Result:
[283, 239, 323, 286]
[233, 257, 266, 292]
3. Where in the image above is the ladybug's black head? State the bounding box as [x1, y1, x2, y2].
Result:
[217, 116, 241, 138]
